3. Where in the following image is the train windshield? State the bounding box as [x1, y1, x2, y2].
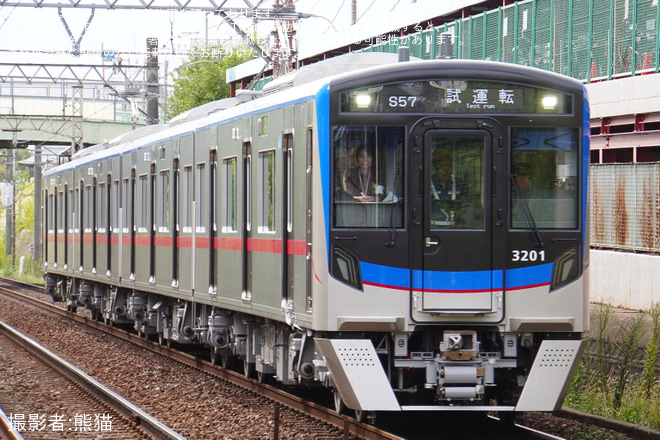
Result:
[333, 126, 405, 228]
[510, 127, 579, 229]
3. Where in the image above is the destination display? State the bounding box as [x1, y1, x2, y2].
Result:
[340, 80, 573, 114]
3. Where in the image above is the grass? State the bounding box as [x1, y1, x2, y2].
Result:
[0, 253, 44, 285]
[565, 303, 660, 431]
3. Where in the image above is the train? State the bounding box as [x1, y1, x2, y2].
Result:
[43, 51, 589, 420]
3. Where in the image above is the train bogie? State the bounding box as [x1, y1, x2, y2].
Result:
[43, 53, 589, 415]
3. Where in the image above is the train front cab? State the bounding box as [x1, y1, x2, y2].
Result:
[318, 61, 589, 414]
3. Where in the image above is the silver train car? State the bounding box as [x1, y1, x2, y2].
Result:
[43, 52, 589, 418]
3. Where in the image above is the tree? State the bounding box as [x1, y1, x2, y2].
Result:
[168, 45, 257, 118]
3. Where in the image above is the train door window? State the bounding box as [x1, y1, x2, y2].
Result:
[84, 186, 93, 233]
[210, 151, 217, 232]
[510, 127, 579, 229]
[258, 149, 276, 233]
[222, 157, 237, 232]
[47, 192, 54, 233]
[195, 164, 206, 233]
[122, 178, 129, 233]
[112, 180, 119, 233]
[183, 166, 193, 233]
[97, 182, 106, 233]
[332, 126, 405, 228]
[159, 171, 170, 232]
[73, 188, 79, 232]
[68, 189, 74, 233]
[428, 135, 485, 230]
[138, 175, 148, 233]
[57, 191, 64, 234]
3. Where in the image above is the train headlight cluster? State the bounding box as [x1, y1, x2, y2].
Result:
[354, 94, 372, 109]
[541, 94, 559, 110]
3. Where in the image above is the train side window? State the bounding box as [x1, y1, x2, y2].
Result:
[159, 171, 170, 232]
[332, 125, 405, 228]
[138, 175, 148, 233]
[73, 188, 79, 232]
[510, 127, 579, 229]
[47, 192, 54, 233]
[112, 180, 119, 233]
[68, 189, 75, 233]
[195, 164, 206, 233]
[84, 185, 92, 233]
[57, 191, 64, 233]
[97, 182, 106, 233]
[258, 149, 276, 233]
[222, 157, 237, 232]
[182, 166, 193, 233]
[122, 178, 129, 233]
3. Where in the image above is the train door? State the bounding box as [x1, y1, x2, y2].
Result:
[178, 134, 195, 296]
[242, 141, 252, 301]
[411, 120, 505, 322]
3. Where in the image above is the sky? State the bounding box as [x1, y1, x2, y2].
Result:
[0, 1, 342, 67]
[0, 1, 471, 69]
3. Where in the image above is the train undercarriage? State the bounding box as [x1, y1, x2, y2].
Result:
[45, 274, 583, 416]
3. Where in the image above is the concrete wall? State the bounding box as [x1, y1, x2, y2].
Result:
[590, 249, 660, 310]
[586, 74, 660, 119]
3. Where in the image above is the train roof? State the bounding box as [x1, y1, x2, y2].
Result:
[324, 57, 586, 93]
[43, 53, 586, 179]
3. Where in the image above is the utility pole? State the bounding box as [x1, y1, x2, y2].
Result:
[33, 144, 42, 263]
[146, 37, 159, 125]
[71, 84, 84, 154]
[3, 142, 15, 266]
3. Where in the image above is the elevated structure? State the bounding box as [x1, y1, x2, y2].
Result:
[0, 0, 304, 13]
[0, 61, 157, 153]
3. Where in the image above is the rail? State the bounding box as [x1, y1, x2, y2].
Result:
[0, 320, 187, 440]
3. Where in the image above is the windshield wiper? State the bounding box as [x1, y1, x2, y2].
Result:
[511, 175, 544, 248]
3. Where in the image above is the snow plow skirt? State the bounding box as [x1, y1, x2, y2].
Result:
[315, 338, 401, 411]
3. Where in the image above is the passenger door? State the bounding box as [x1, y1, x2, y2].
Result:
[411, 119, 504, 322]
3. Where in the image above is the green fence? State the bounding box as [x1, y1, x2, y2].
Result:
[360, 0, 660, 82]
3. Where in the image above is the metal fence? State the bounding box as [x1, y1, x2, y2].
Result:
[590, 163, 660, 252]
[360, 0, 660, 82]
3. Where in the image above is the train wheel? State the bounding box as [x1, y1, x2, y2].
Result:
[354, 409, 365, 423]
[256, 370, 265, 383]
[243, 359, 254, 378]
[158, 333, 165, 346]
[210, 348, 219, 366]
[333, 391, 344, 414]
[496, 411, 520, 426]
[221, 355, 231, 369]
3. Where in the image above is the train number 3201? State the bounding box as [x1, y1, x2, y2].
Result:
[511, 249, 546, 262]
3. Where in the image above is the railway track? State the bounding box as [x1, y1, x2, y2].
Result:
[0, 323, 182, 440]
[2, 277, 656, 440]
[0, 279, 397, 440]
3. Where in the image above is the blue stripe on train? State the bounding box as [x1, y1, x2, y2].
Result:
[360, 261, 553, 292]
